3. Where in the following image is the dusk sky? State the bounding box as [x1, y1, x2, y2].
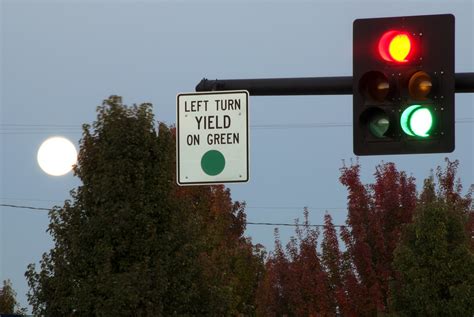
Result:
[1, 0, 473, 310]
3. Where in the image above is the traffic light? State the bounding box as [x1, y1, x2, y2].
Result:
[353, 14, 455, 155]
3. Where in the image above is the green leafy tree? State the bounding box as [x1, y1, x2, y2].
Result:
[390, 159, 474, 316]
[0, 279, 27, 315]
[26, 96, 263, 316]
[173, 184, 265, 315]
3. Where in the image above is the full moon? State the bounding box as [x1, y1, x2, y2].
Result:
[37, 137, 78, 176]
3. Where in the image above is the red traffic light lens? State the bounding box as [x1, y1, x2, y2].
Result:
[378, 30, 412, 63]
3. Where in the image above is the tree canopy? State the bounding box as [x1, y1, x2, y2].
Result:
[25, 96, 263, 316]
[23, 95, 474, 316]
[257, 160, 473, 316]
[390, 160, 474, 315]
[0, 279, 26, 315]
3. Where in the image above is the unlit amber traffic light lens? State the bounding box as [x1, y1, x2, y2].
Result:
[378, 30, 412, 63]
[373, 80, 390, 100]
[408, 71, 432, 100]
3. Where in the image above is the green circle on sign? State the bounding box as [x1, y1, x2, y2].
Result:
[201, 150, 225, 176]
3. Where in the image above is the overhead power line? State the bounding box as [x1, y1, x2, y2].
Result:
[0, 118, 473, 134]
[0, 203, 50, 211]
[246, 222, 344, 228]
[247, 206, 346, 211]
[0, 198, 346, 212]
[0, 203, 345, 228]
[0, 197, 64, 203]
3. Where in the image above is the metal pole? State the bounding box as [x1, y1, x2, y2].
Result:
[196, 76, 353, 95]
[195, 72, 474, 95]
[455, 72, 474, 93]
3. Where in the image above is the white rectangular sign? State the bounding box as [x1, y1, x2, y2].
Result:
[176, 90, 249, 186]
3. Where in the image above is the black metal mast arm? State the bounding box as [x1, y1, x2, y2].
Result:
[196, 76, 353, 95]
[196, 72, 474, 95]
[455, 72, 474, 93]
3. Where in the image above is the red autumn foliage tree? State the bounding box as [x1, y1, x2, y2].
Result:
[256, 230, 292, 316]
[257, 160, 471, 316]
[257, 162, 418, 316]
[321, 213, 355, 316]
[286, 211, 333, 316]
[257, 209, 335, 316]
[339, 161, 417, 315]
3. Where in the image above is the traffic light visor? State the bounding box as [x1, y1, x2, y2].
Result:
[378, 30, 412, 63]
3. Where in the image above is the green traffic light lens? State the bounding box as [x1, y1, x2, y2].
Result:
[368, 114, 390, 138]
[360, 107, 391, 139]
[410, 108, 433, 136]
[400, 105, 434, 137]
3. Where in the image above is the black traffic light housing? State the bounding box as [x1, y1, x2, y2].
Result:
[353, 14, 455, 155]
